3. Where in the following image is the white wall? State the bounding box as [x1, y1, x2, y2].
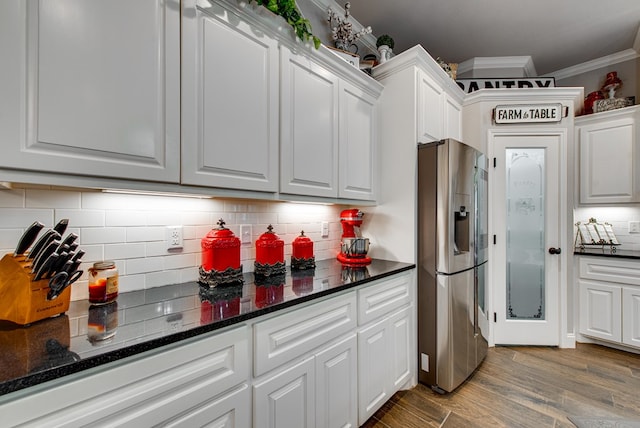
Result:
[0, 185, 348, 301]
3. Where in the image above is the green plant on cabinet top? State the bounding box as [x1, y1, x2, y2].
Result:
[255, 0, 321, 49]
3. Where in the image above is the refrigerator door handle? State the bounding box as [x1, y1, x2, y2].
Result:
[473, 268, 479, 337]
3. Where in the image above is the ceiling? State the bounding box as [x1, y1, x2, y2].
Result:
[345, 0, 640, 76]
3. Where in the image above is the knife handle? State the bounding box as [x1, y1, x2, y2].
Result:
[53, 218, 69, 236]
[34, 253, 59, 281]
[27, 230, 60, 261]
[14, 221, 45, 257]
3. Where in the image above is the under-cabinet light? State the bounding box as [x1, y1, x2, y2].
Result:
[101, 189, 213, 199]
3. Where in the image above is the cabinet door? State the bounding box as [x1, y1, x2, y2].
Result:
[417, 70, 443, 143]
[315, 334, 358, 428]
[162, 384, 250, 428]
[579, 280, 622, 342]
[444, 94, 462, 141]
[579, 115, 637, 203]
[280, 47, 339, 197]
[389, 307, 412, 390]
[358, 316, 391, 425]
[622, 286, 640, 348]
[181, 2, 279, 191]
[253, 356, 315, 428]
[0, 1, 180, 183]
[339, 80, 377, 201]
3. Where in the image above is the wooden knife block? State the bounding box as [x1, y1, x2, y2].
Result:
[0, 254, 71, 326]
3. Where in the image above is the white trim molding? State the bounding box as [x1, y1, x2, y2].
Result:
[458, 56, 537, 78]
[545, 49, 639, 81]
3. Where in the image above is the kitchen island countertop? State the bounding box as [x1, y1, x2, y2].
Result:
[0, 258, 414, 398]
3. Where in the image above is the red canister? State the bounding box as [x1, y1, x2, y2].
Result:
[291, 230, 316, 270]
[199, 219, 243, 287]
[254, 225, 285, 276]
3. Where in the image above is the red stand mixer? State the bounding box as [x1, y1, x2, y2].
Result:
[337, 209, 371, 265]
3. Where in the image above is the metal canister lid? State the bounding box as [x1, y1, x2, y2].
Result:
[93, 260, 116, 270]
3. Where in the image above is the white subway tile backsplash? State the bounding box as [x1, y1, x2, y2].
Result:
[105, 243, 147, 260]
[145, 241, 171, 258]
[70, 280, 89, 301]
[164, 253, 198, 270]
[145, 211, 182, 226]
[146, 270, 181, 288]
[0, 229, 23, 251]
[0, 208, 54, 228]
[106, 210, 148, 227]
[119, 274, 146, 293]
[126, 226, 165, 243]
[0, 188, 343, 300]
[78, 245, 105, 265]
[179, 266, 199, 283]
[82, 227, 126, 244]
[55, 209, 105, 228]
[126, 257, 164, 275]
[26, 189, 81, 209]
[0, 189, 25, 207]
[181, 211, 212, 226]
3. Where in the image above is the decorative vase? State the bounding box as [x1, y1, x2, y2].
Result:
[377, 45, 391, 63]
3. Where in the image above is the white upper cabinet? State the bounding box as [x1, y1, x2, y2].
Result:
[0, 0, 180, 182]
[576, 106, 640, 204]
[280, 47, 339, 197]
[444, 93, 463, 141]
[417, 70, 445, 143]
[279, 46, 381, 201]
[339, 80, 377, 200]
[181, 1, 279, 192]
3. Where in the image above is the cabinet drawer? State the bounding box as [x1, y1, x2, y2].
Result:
[254, 293, 357, 376]
[2, 325, 250, 427]
[358, 274, 411, 326]
[580, 257, 640, 286]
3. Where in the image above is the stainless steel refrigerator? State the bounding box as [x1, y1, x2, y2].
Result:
[417, 138, 489, 393]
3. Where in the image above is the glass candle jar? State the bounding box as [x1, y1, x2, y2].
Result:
[88, 261, 119, 304]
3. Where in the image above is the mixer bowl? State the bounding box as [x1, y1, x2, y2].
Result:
[340, 238, 370, 257]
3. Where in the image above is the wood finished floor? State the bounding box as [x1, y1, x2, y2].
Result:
[363, 343, 640, 428]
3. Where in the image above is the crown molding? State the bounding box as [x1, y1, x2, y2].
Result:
[544, 49, 639, 80]
[458, 56, 537, 77]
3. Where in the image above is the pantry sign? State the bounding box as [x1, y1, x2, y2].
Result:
[493, 103, 565, 124]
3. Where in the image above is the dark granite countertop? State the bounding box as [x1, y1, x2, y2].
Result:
[574, 247, 640, 259]
[0, 258, 414, 397]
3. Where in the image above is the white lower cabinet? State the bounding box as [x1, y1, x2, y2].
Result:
[358, 306, 412, 425]
[315, 334, 358, 428]
[253, 334, 358, 428]
[253, 356, 316, 428]
[1, 325, 250, 427]
[622, 286, 640, 348]
[0, 271, 416, 427]
[579, 279, 622, 342]
[578, 256, 640, 350]
[357, 273, 414, 425]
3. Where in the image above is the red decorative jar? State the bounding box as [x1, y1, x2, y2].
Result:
[254, 225, 285, 276]
[199, 218, 243, 287]
[291, 230, 316, 270]
[584, 90, 604, 115]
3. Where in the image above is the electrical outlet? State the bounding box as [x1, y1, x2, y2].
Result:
[166, 225, 183, 250]
[321, 221, 329, 238]
[630, 221, 640, 233]
[240, 224, 252, 244]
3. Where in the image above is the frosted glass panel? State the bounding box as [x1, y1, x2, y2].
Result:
[505, 149, 545, 320]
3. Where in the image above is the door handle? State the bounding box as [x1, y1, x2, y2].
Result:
[548, 247, 561, 255]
